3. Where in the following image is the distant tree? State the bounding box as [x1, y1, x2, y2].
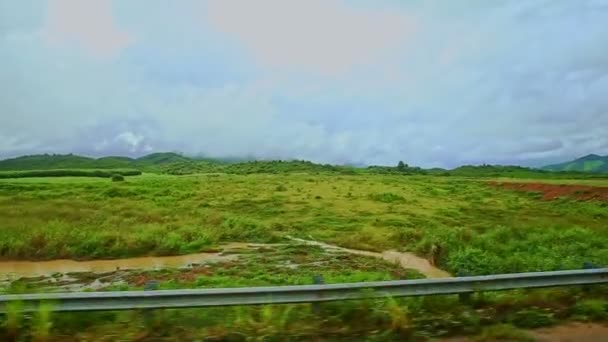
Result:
[397, 161, 406, 171]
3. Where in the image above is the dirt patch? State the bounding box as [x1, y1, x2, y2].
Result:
[489, 181, 608, 202]
[442, 322, 608, 342]
[530, 322, 608, 342]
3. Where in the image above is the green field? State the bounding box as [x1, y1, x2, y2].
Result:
[1, 173, 607, 273]
[1, 172, 608, 340]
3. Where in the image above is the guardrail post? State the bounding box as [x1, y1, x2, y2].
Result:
[458, 292, 472, 304]
[144, 280, 159, 327]
[582, 262, 598, 293]
[312, 275, 325, 314]
[456, 272, 472, 304]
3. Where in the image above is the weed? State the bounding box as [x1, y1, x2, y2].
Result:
[572, 299, 608, 321]
[508, 307, 556, 328]
[32, 302, 53, 342]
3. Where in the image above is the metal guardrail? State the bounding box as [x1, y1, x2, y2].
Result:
[1, 268, 607, 313]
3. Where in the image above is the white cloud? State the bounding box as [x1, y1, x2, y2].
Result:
[115, 131, 145, 152]
[44, 0, 134, 57]
[1, 1, 608, 167]
[206, 0, 417, 75]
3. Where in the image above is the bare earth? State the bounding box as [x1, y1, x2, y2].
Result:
[489, 181, 608, 201]
[441, 323, 608, 341]
[530, 323, 608, 342]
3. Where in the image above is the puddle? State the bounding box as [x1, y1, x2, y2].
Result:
[287, 237, 451, 278]
[0, 243, 270, 280]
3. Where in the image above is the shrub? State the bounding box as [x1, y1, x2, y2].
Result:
[508, 307, 556, 328]
[111, 174, 125, 182]
[572, 299, 608, 321]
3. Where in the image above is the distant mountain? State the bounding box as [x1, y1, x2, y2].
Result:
[542, 154, 608, 173]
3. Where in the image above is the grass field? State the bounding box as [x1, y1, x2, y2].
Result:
[1, 173, 607, 276]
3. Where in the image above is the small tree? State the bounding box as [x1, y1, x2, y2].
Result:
[397, 161, 406, 171]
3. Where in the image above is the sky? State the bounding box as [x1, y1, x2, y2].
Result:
[1, 0, 608, 168]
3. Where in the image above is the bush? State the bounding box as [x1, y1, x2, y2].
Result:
[572, 299, 608, 321]
[508, 307, 556, 328]
[111, 174, 125, 182]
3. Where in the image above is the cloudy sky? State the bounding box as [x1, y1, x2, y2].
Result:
[2, 0, 608, 168]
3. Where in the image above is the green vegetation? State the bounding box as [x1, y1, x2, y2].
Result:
[543, 154, 608, 173]
[2, 243, 608, 340]
[1, 173, 607, 276]
[572, 299, 608, 321]
[446, 164, 608, 179]
[0, 169, 141, 179]
[0, 152, 223, 172]
[111, 174, 125, 182]
[2, 154, 608, 340]
[4, 152, 608, 179]
[0, 154, 134, 170]
[473, 324, 534, 342]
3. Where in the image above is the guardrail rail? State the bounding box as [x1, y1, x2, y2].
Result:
[1, 268, 607, 313]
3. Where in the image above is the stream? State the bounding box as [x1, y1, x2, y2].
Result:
[0, 239, 450, 280]
[287, 237, 451, 278]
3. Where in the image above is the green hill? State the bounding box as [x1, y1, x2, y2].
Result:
[0, 154, 100, 170]
[4, 152, 608, 177]
[0, 153, 360, 175]
[542, 154, 608, 173]
[134, 152, 189, 166]
[0, 153, 194, 171]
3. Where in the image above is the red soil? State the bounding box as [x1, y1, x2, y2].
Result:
[488, 181, 608, 202]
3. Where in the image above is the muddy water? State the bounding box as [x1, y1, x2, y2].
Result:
[287, 237, 451, 278]
[0, 239, 449, 280]
[0, 243, 266, 279]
